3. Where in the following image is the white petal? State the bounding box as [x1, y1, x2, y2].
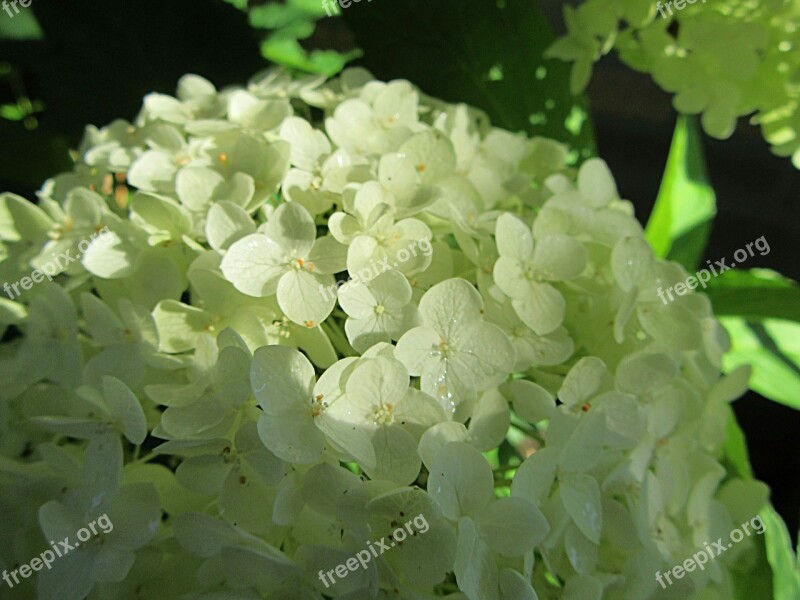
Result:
[220, 233, 285, 297]
[495, 213, 533, 260]
[428, 442, 493, 520]
[277, 269, 335, 326]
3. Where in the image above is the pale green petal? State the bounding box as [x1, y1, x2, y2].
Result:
[454, 516, 500, 600]
[277, 269, 335, 326]
[272, 471, 304, 526]
[160, 395, 231, 438]
[452, 321, 515, 389]
[493, 256, 530, 300]
[511, 446, 557, 504]
[558, 357, 609, 407]
[502, 379, 555, 423]
[328, 212, 362, 244]
[0, 192, 53, 241]
[499, 568, 538, 600]
[205, 201, 256, 253]
[611, 236, 653, 291]
[152, 300, 213, 353]
[251, 345, 315, 409]
[512, 283, 565, 335]
[176, 454, 230, 495]
[467, 388, 510, 452]
[257, 411, 324, 465]
[428, 442, 493, 520]
[315, 411, 377, 468]
[279, 116, 331, 171]
[345, 356, 409, 410]
[308, 235, 347, 274]
[215, 172, 256, 210]
[344, 314, 392, 353]
[477, 496, 549, 556]
[370, 269, 413, 308]
[531, 234, 587, 281]
[218, 466, 278, 534]
[81, 228, 138, 279]
[563, 575, 604, 600]
[107, 482, 162, 550]
[173, 513, 244, 557]
[558, 409, 606, 472]
[419, 278, 483, 339]
[263, 201, 316, 258]
[560, 473, 602, 544]
[393, 387, 447, 433]
[495, 213, 533, 260]
[418, 421, 469, 470]
[339, 281, 377, 319]
[399, 129, 456, 180]
[564, 523, 598, 575]
[102, 376, 147, 445]
[175, 166, 225, 211]
[220, 233, 285, 297]
[636, 302, 703, 351]
[615, 352, 679, 395]
[365, 425, 421, 485]
[577, 158, 617, 208]
[395, 326, 440, 376]
[127, 150, 177, 192]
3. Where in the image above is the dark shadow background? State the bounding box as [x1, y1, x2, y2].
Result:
[1, 0, 797, 545]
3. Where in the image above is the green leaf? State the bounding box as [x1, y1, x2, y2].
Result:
[723, 408, 753, 480]
[341, 0, 595, 157]
[645, 115, 716, 270]
[0, 103, 26, 121]
[762, 506, 800, 600]
[221, 0, 249, 11]
[0, 9, 44, 40]
[261, 36, 359, 76]
[720, 317, 800, 411]
[722, 410, 789, 600]
[706, 269, 800, 323]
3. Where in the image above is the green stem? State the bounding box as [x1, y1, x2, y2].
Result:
[511, 422, 546, 446]
[322, 320, 357, 357]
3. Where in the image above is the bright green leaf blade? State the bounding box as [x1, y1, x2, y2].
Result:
[706, 269, 800, 323]
[722, 408, 786, 600]
[261, 36, 360, 76]
[341, 0, 596, 156]
[762, 506, 800, 600]
[645, 115, 716, 269]
[720, 317, 800, 411]
[0, 9, 44, 40]
[723, 407, 753, 480]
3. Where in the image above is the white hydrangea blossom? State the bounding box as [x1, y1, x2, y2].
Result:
[0, 68, 764, 600]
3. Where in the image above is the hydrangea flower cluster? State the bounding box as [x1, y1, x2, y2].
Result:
[0, 68, 767, 599]
[547, 0, 800, 167]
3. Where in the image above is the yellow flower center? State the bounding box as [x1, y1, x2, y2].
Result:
[373, 403, 395, 425]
